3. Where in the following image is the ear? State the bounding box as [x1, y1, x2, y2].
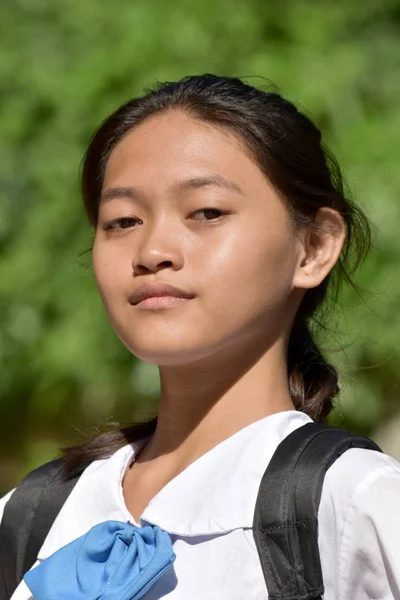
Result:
[293, 207, 346, 290]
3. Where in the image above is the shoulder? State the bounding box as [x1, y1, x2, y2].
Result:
[0, 447, 124, 530]
[322, 445, 400, 514]
[0, 488, 16, 524]
[0, 458, 76, 527]
[31, 444, 135, 559]
[319, 445, 400, 544]
[318, 446, 400, 599]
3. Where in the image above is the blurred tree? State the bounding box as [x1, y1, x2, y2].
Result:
[1, 0, 399, 494]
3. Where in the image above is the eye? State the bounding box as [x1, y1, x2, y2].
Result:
[190, 208, 229, 222]
[102, 217, 141, 231]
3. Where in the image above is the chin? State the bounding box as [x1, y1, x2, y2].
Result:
[119, 334, 209, 366]
[127, 347, 205, 366]
[111, 317, 230, 366]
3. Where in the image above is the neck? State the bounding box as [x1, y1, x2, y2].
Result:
[138, 336, 295, 467]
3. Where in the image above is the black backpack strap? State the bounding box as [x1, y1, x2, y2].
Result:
[0, 458, 81, 599]
[253, 422, 382, 600]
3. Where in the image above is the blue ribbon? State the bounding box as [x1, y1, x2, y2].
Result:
[24, 520, 176, 600]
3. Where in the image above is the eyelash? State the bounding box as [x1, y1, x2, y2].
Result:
[103, 208, 229, 231]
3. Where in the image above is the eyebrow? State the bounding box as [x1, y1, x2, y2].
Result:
[100, 174, 244, 203]
[175, 174, 244, 195]
[100, 186, 144, 203]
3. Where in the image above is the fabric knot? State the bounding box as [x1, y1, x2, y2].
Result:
[24, 520, 176, 600]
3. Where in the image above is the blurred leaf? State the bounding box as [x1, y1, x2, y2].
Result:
[1, 0, 400, 494]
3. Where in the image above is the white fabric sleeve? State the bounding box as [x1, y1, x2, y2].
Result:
[0, 489, 16, 524]
[338, 464, 400, 599]
[319, 448, 400, 600]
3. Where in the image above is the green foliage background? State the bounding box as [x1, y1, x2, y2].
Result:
[1, 0, 399, 494]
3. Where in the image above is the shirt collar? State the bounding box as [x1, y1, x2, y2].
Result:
[38, 410, 312, 558]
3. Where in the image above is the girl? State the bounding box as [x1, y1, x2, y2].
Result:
[1, 74, 400, 599]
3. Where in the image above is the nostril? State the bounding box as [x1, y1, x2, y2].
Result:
[132, 261, 173, 275]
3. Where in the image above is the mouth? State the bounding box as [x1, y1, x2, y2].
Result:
[134, 295, 192, 310]
[128, 281, 195, 308]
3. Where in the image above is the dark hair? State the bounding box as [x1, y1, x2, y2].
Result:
[64, 74, 371, 474]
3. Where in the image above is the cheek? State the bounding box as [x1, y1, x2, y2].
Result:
[203, 222, 296, 313]
[92, 240, 129, 309]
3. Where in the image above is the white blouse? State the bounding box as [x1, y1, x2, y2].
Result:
[1, 410, 400, 599]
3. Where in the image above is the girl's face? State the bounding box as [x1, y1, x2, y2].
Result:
[93, 111, 306, 365]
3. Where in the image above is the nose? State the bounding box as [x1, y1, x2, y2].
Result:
[131, 218, 185, 275]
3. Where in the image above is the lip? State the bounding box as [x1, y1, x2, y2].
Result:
[135, 296, 191, 309]
[128, 282, 195, 306]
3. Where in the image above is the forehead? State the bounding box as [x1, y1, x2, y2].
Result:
[102, 110, 263, 190]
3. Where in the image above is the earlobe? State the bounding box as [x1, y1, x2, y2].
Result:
[293, 208, 346, 290]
